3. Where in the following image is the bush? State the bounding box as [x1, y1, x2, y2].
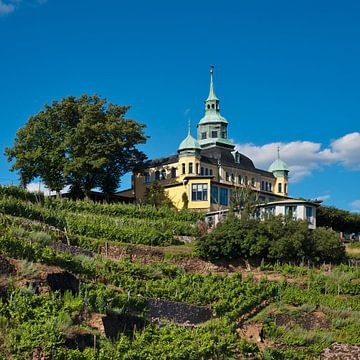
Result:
[196, 215, 346, 264]
[311, 227, 345, 263]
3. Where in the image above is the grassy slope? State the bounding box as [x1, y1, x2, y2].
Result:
[0, 193, 359, 359]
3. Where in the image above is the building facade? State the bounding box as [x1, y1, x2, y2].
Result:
[131, 67, 290, 211]
[205, 199, 319, 230]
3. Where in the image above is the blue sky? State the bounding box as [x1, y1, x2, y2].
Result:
[0, 0, 360, 210]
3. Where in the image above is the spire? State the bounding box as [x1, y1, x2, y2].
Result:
[206, 65, 219, 101]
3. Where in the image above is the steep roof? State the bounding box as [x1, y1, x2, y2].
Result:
[178, 133, 201, 151]
[268, 158, 289, 172]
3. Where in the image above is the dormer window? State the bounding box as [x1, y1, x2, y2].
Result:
[235, 152, 240, 163]
[201, 132, 207, 139]
[211, 131, 218, 138]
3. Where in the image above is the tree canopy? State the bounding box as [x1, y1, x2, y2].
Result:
[317, 205, 360, 233]
[5, 95, 147, 199]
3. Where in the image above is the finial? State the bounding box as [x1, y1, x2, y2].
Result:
[277, 145, 280, 160]
[206, 65, 219, 101]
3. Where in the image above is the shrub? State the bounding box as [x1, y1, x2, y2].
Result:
[196, 215, 346, 264]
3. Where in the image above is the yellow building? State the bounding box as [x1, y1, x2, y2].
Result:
[130, 67, 290, 211]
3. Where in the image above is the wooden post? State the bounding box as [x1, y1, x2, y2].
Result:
[93, 334, 96, 357]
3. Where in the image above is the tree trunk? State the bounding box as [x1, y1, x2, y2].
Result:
[56, 191, 61, 200]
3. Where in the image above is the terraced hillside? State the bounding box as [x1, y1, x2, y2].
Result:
[0, 187, 359, 359]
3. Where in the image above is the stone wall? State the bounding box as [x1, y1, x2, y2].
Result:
[148, 298, 212, 325]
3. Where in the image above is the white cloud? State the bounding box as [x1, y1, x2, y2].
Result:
[350, 200, 360, 210]
[26, 182, 70, 196]
[0, 0, 47, 16]
[26, 182, 51, 195]
[330, 132, 360, 170]
[315, 195, 331, 202]
[235, 132, 360, 183]
[0, 1, 15, 15]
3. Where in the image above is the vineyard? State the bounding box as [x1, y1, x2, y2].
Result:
[0, 187, 359, 359]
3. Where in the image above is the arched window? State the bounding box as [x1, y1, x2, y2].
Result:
[189, 162, 193, 174]
[161, 169, 166, 180]
[209, 168, 213, 176]
[207, 104, 210, 109]
[211, 104, 215, 109]
[205, 168, 209, 175]
[182, 163, 186, 174]
[201, 167, 204, 175]
[144, 172, 150, 184]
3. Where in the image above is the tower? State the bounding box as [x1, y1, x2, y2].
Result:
[268, 146, 289, 196]
[197, 66, 234, 150]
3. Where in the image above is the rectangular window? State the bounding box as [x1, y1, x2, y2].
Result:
[261, 181, 265, 191]
[171, 167, 176, 178]
[205, 168, 209, 175]
[306, 206, 313, 224]
[284, 183, 287, 194]
[191, 183, 208, 201]
[201, 132, 207, 139]
[144, 173, 150, 184]
[285, 206, 297, 220]
[226, 172, 230, 182]
[200, 167, 204, 175]
[231, 174, 235, 183]
[209, 168, 213, 176]
[211, 130, 218, 138]
[278, 183, 282, 193]
[269, 183, 272, 192]
[189, 162, 193, 174]
[238, 175, 242, 184]
[264, 206, 275, 216]
[211, 185, 218, 204]
[221, 131, 227, 139]
[219, 188, 229, 206]
[182, 163, 186, 174]
[196, 163, 199, 174]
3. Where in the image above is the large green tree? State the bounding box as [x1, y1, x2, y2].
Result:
[5, 95, 147, 199]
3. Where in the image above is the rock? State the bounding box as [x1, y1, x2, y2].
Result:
[0, 256, 16, 276]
